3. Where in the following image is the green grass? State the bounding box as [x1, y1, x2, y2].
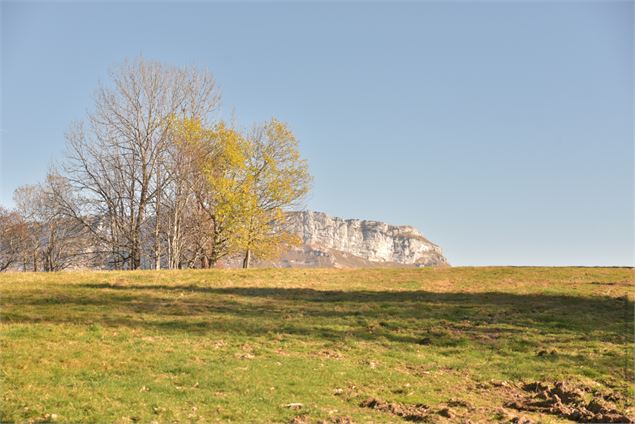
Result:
[0, 267, 633, 423]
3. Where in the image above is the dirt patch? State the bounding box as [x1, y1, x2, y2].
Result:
[329, 417, 355, 424]
[446, 398, 474, 409]
[289, 416, 312, 424]
[399, 363, 433, 377]
[437, 407, 453, 418]
[312, 349, 343, 360]
[417, 337, 432, 345]
[506, 381, 634, 423]
[289, 416, 355, 424]
[360, 397, 430, 422]
[590, 281, 632, 286]
[357, 394, 482, 422]
[536, 349, 557, 357]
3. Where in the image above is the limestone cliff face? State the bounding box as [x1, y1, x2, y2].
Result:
[281, 211, 448, 267]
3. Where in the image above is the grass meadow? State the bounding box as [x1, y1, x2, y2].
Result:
[1, 267, 633, 423]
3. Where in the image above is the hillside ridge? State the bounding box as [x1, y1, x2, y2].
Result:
[268, 210, 448, 268]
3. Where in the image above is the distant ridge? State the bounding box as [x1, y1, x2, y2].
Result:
[230, 211, 448, 268]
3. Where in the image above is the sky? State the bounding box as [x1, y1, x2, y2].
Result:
[1, 1, 633, 266]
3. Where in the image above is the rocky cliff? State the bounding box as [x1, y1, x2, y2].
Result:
[272, 211, 448, 268]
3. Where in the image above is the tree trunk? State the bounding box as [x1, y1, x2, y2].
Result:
[154, 167, 162, 270]
[131, 240, 140, 270]
[242, 249, 251, 269]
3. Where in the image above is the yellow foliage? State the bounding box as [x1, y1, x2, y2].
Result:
[170, 116, 311, 267]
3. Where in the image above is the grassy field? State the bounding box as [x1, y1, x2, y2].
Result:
[1, 267, 633, 423]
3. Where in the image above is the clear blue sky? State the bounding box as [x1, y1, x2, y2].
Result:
[1, 1, 633, 266]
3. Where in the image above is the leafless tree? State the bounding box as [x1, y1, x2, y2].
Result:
[159, 139, 201, 269]
[61, 58, 220, 269]
[0, 207, 28, 272]
[13, 185, 44, 271]
[13, 174, 89, 272]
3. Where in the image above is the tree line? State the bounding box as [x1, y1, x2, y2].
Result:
[0, 59, 311, 271]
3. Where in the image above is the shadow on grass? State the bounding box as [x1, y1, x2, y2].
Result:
[3, 283, 632, 347]
[3, 282, 634, 383]
[3, 281, 634, 404]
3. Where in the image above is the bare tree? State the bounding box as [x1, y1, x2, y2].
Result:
[160, 135, 204, 269]
[61, 58, 220, 269]
[0, 207, 27, 272]
[13, 185, 44, 271]
[13, 174, 88, 272]
[42, 173, 91, 271]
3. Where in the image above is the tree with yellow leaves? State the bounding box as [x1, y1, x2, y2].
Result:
[239, 119, 311, 268]
[171, 117, 250, 267]
[172, 117, 311, 268]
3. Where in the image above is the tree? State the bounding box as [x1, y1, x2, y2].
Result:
[41, 173, 90, 271]
[13, 185, 44, 271]
[160, 115, 214, 268]
[159, 125, 199, 269]
[6, 59, 311, 271]
[172, 117, 311, 269]
[61, 58, 220, 269]
[0, 207, 27, 272]
[13, 173, 88, 272]
[171, 118, 251, 267]
[238, 119, 311, 268]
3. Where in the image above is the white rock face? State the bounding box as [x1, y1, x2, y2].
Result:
[284, 211, 447, 267]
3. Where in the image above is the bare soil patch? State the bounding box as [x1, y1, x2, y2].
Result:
[505, 381, 634, 423]
[360, 397, 431, 422]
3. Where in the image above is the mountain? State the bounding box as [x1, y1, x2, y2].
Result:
[257, 211, 448, 268]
